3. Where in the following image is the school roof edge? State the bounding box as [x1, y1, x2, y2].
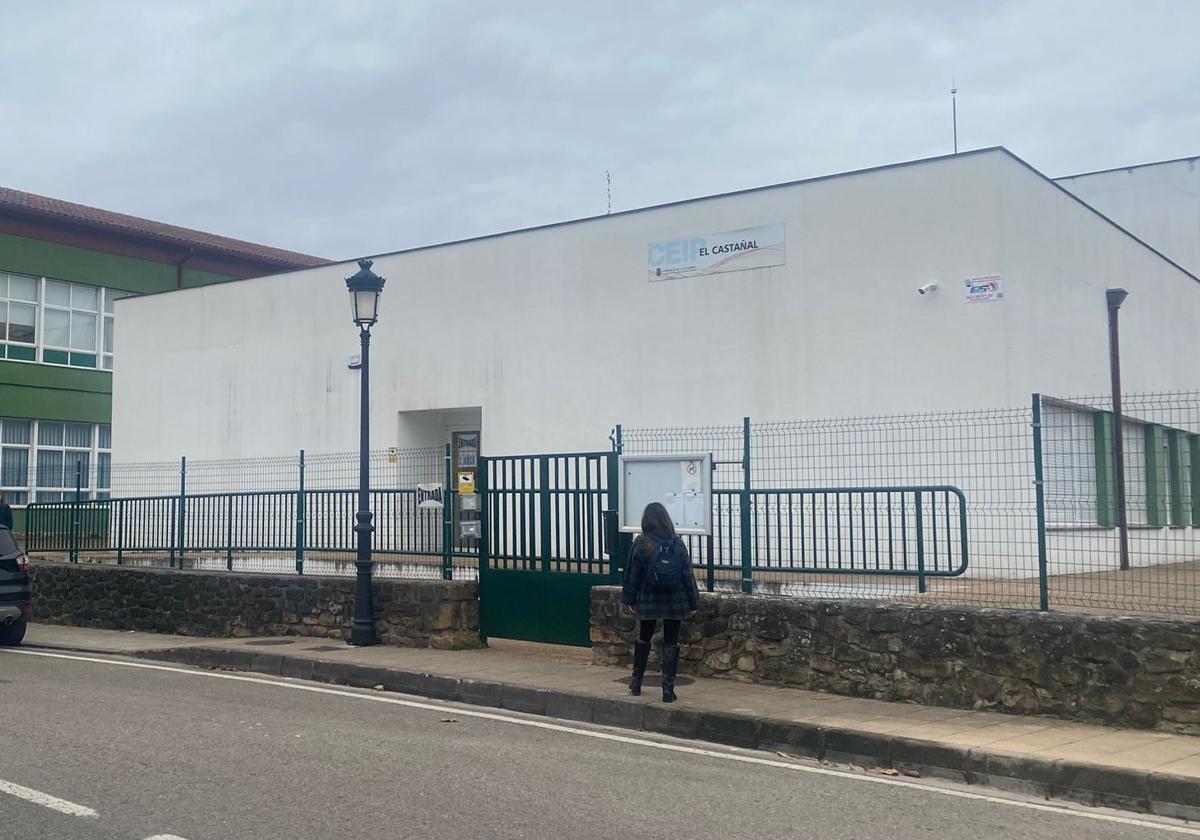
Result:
[1054, 153, 1200, 182]
[122, 145, 1200, 301]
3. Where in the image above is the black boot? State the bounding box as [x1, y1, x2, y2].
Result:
[629, 640, 651, 696]
[661, 644, 680, 703]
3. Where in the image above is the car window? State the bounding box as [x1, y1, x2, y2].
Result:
[0, 529, 18, 556]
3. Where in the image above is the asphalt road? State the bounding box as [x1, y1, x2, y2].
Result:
[1, 648, 1197, 840]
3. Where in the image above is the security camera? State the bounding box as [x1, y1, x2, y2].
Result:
[918, 283, 938, 296]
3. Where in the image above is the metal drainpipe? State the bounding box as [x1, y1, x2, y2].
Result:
[1107, 288, 1130, 572]
[174, 246, 195, 289]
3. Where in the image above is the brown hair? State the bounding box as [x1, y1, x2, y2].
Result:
[0, 491, 6, 505]
[640, 502, 676, 538]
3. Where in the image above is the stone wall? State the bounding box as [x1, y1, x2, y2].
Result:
[31, 561, 480, 649]
[590, 587, 1200, 734]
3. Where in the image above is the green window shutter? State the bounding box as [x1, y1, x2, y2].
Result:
[1145, 425, 1169, 527]
[1167, 430, 1190, 527]
[1190, 435, 1200, 528]
[1093, 411, 1115, 528]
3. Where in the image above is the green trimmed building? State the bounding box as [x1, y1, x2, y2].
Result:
[0, 186, 327, 531]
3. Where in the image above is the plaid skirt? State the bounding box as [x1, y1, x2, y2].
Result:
[621, 536, 700, 620]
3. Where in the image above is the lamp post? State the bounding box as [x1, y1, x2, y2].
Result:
[1107, 288, 1130, 572]
[346, 259, 386, 646]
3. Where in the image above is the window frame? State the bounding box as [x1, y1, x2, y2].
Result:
[0, 272, 131, 371]
[0, 419, 112, 506]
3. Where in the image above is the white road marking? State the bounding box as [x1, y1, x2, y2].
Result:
[6, 647, 1200, 836]
[144, 835, 190, 839]
[0, 777, 99, 818]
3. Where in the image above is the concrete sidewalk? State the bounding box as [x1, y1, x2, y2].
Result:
[20, 623, 1200, 820]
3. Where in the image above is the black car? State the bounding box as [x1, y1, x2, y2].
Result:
[0, 526, 30, 645]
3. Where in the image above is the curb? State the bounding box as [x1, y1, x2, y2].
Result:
[29, 642, 1200, 821]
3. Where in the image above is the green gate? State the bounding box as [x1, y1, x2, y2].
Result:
[478, 451, 628, 646]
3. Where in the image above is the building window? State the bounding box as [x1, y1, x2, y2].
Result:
[96, 423, 112, 498]
[1042, 402, 1099, 527]
[43, 280, 100, 368]
[0, 273, 39, 363]
[102, 290, 116, 370]
[0, 419, 112, 505]
[1122, 421, 1148, 526]
[0, 273, 130, 370]
[0, 418, 31, 506]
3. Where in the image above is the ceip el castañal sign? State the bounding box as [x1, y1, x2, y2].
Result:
[648, 224, 785, 282]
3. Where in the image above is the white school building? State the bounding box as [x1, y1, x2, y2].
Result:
[108, 147, 1200, 585]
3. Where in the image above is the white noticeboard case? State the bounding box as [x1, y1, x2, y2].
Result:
[619, 453, 713, 535]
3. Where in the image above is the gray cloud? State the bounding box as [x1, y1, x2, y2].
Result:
[2, 0, 1197, 260]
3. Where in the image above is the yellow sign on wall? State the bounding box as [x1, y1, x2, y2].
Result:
[457, 470, 476, 495]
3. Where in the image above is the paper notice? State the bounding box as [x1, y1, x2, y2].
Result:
[664, 492, 686, 526]
[681, 460, 702, 493]
[683, 492, 706, 528]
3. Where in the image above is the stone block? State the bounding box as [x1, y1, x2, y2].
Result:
[1148, 771, 1200, 822]
[1058, 761, 1150, 812]
[643, 705, 702, 740]
[965, 748, 1065, 799]
[889, 736, 969, 782]
[823, 728, 891, 766]
[279, 656, 314, 681]
[698, 712, 762, 750]
[545, 691, 595, 723]
[757, 720, 823, 758]
[420, 674, 461, 701]
[501, 685, 549, 716]
[592, 698, 644, 730]
[249, 653, 284, 676]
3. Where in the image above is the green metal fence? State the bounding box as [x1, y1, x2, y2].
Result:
[23, 391, 1200, 618]
[24, 445, 477, 581]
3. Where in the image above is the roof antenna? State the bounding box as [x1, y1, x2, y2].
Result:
[951, 80, 958, 154]
[605, 170, 612, 214]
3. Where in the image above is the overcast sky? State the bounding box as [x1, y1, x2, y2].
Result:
[3, 1, 1198, 261]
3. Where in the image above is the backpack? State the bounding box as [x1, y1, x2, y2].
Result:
[645, 536, 684, 593]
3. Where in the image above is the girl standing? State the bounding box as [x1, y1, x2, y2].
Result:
[621, 502, 700, 702]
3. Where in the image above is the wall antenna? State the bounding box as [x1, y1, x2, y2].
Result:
[951, 80, 958, 154]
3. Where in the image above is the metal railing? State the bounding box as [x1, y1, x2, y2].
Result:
[25, 480, 965, 589]
[25, 487, 477, 579]
[673, 486, 968, 595]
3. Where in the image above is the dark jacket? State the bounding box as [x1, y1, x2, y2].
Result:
[0, 504, 12, 531]
[621, 534, 700, 620]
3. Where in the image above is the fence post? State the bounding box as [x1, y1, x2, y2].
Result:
[177, 456, 187, 568]
[706, 530, 715, 593]
[740, 416, 752, 594]
[296, 450, 306, 575]
[70, 459, 82, 564]
[477, 457, 490, 644]
[226, 494, 234, 572]
[1032, 394, 1050, 611]
[914, 489, 926, 593]
[116, 501, 124, 566]
[442, 443, 453, 580]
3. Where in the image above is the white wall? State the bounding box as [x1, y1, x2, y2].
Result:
[1056, 157, 1200, 278]
[113, 148, 1200, 465]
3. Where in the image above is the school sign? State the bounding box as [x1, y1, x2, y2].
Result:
[648, 223, 786, 282]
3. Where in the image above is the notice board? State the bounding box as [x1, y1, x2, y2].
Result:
[618, 453, 713, 535]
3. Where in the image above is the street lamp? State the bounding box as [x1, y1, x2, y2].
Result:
[346, 259, 386, 646]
